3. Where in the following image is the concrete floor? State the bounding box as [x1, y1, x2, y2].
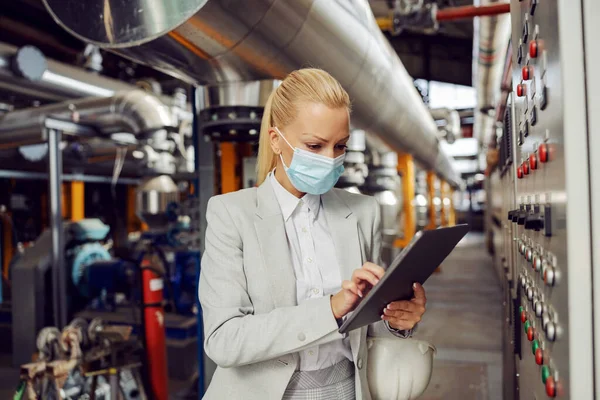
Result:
[416, 232, 503, 400]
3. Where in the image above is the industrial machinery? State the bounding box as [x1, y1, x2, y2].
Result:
[337, 129, 369, 194]
[362, 151, 403, 267]
[487, 1, 597, 398]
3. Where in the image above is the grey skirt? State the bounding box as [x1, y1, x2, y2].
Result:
[282, 358, 356, 400]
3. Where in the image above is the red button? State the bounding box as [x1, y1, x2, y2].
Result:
[517, 167, 524, 179]
[539, 143, 549, 162]
[523, 161, 530, 175]
[522, 66, 532, 80]
[530, 154, 538, 170]
[530, 40, 539, 58]
[535, 348, 544, 365]
[527, 326, 535, 341]
[521, 310, 527, 323]
[546, 376, 557, 397]
[517, 83, 526, 97]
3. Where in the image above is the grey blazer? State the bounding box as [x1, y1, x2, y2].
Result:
[199, 178, 405, 400]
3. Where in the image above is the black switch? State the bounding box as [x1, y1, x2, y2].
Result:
[508, 211, 514, 221]
[522, 22, 529, 43]
[540, 85, 548, 110]
[525, 213, 544, 231]
[544, 205, 552, 237]
[517, 45, 523, 64]
[524, 120, 529, 137]
[530, 105, 537, 126]
[530, 0, 538, 15]
[517, 210, 528, 225]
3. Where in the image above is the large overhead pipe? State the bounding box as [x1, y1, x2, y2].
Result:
[41, 0, 462, 188]
[0, 90, 175, 148]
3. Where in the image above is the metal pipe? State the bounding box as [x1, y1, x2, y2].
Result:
[0, 90, 175, 148]
[47, 127, 67, 329]
[0, 42, 136, 101]
[40, 0, 462, 188]
[436, 3, 510, 21]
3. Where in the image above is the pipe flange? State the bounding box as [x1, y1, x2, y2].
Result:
[200, 106, 264, 142]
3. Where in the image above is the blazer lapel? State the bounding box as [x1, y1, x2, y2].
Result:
[321, 190, 363, 280]
[254, 179, 297, 308]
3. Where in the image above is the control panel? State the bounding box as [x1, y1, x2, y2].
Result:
[492, 1, 596, 399]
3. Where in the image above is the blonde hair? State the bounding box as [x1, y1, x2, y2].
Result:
[256, 68, 351, 185]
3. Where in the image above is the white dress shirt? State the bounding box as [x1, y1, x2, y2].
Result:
[269, 171, 352, 371]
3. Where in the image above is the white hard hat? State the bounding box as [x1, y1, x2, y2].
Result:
[366, 337, 436, 400]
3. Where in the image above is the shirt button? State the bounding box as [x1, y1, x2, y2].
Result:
[307, 258, 313, 263]
[308, 350, 314, 356]
[312, 288, 320, 295]
[302, 227, 307, 233]
[298, 333, 306, 341]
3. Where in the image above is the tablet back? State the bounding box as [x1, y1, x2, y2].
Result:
[339, 224, 469, 334]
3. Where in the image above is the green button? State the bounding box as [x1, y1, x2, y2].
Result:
[519, 306, 524, 314]
[532, 339, 539, 355]
[541, 365, 550, 384]
[524, 321, 531, 334]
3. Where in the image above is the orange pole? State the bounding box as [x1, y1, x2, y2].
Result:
[440, 181, 448, 227]
[70, 181, 85, 221]
[425, 172, 437, 230]
[1, 212, 13, 281]
[394, 154, 416, 248]
[220, 142, 238, 194]
[449, 189, 457, 226]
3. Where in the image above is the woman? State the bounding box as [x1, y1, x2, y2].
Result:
[199, 68, 427, 400]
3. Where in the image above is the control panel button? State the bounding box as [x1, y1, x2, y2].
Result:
[541, 365, 551, 384]
[535, 347, 544, 365]
[544, 266, 559, 287]
[533, 256, 542, 272]
[546, 376, 557, 397]
[529, 154, 538, 170]
[517, 83, 526, 97]
[522, 65, 532, 80]
[535, 301, 545, 318]
[523, 161, 530, 175]
[542, 313, 550, 331]
[526, 286, 534, 300]
[529, 40, 539, 58]
[526, 248, 533, 262]
[521, 310, 527, 323]
[517, 166, 524, 179]
[524, 320, 531, 334]
[546, 322, 558, 342]
[539, 143, 549, 162]
[528, 327, 535, 342]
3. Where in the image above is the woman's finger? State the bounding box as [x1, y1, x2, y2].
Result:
[352, 269, 380, 287]
[342, 280, 362, 298]
[362, 262, 385, 279]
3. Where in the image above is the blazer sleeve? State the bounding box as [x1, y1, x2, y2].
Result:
[199, 196, 344, 368]
[367, 197, 414, 339]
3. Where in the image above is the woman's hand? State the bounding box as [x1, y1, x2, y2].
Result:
[331, 262, 385, 319]
[382, 283, 427, 330]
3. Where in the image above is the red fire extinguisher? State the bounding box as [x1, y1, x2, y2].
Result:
[141, 257, 169, 400]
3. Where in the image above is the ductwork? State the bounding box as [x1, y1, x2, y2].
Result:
[0, 42, 135, 102]
[473, 0, 511, 146]
[0, 90, 175, 148]
[41, 0, 462, 188]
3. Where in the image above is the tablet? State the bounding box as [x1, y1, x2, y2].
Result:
[338, 224, 469, 334]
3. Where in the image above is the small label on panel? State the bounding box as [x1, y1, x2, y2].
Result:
[150, 278, 164, 292]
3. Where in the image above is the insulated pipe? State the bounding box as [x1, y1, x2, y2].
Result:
[0, 90, 175, 148]
[0, 42, 136, 101]
[40, 0, 463, 189]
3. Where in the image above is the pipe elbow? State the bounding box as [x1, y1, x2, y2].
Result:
[111, 90, 176, 137]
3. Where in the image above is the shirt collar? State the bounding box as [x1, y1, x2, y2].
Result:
[269, 171, 321, 221]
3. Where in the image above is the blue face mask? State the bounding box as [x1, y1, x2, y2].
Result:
[275, 127, 345, 195]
